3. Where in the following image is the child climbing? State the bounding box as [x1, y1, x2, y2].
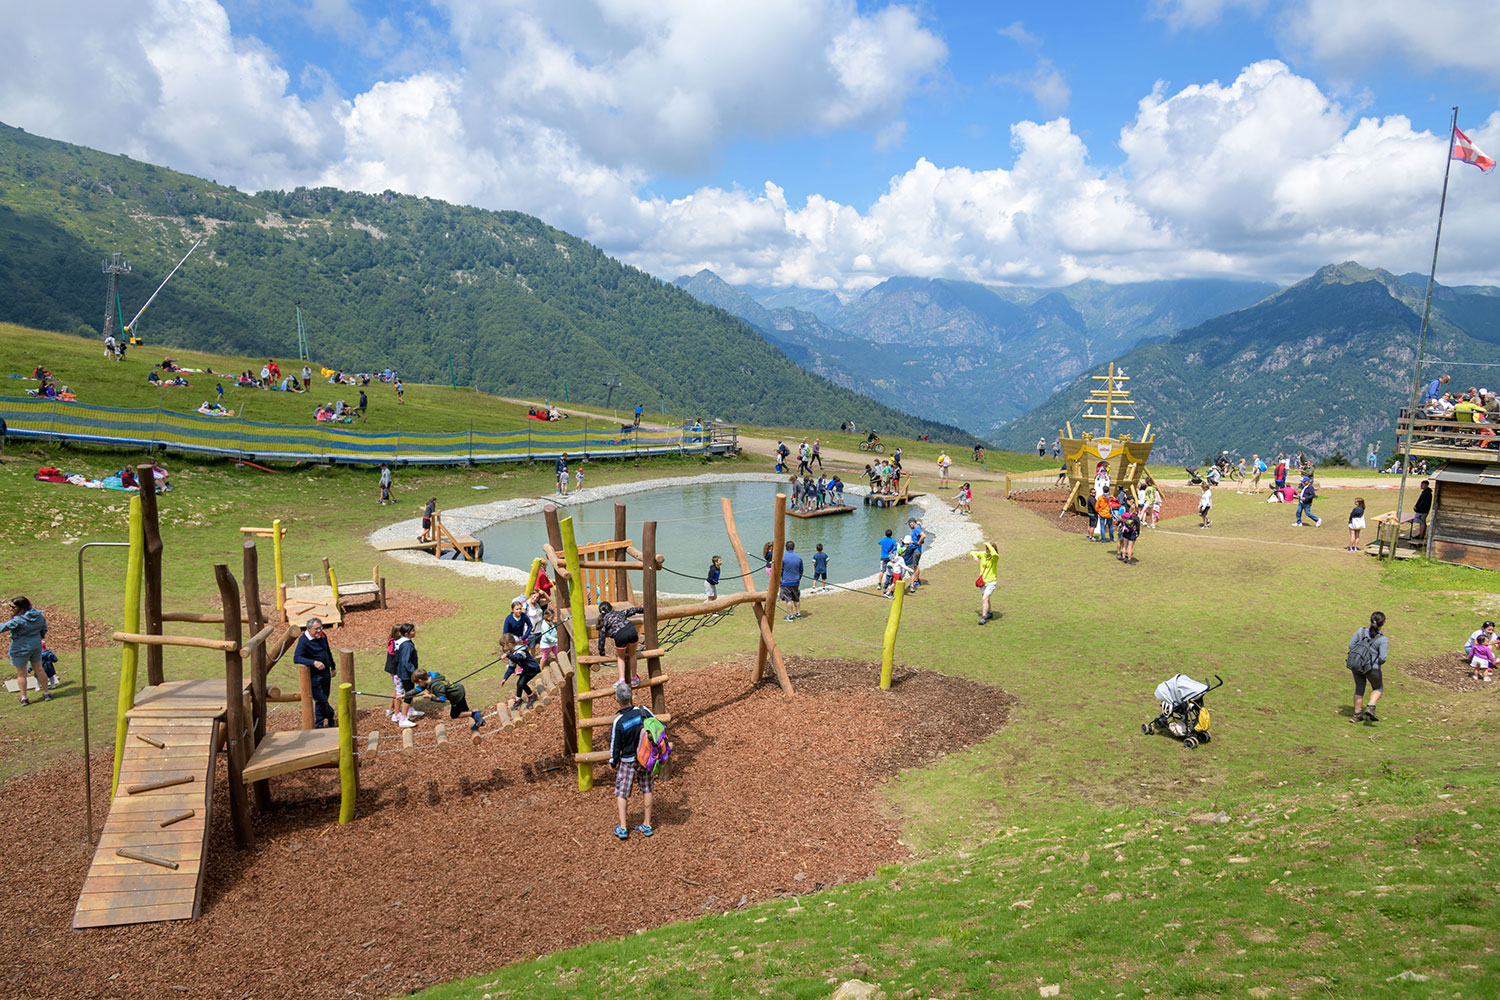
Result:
[596, 600, 645, 686]
[502, 634, 542, 709]
[534, 606, 560, 675]
[410, 671, 486, 731]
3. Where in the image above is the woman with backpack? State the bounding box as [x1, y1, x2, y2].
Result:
[1347, 611, 1388, 723]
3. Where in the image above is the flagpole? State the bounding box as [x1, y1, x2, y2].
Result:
[1389, 105, 1459, 562]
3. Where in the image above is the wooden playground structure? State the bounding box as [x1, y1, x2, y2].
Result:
[863, 476, 923, 509]
[1054, 362, 1156, 514]
[75, 471, 359, 929]
[372, 510, 482, 561]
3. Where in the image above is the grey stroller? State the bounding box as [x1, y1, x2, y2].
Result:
[1141, 673, 1221, 749]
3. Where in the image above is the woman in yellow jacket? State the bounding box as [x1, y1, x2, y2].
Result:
[970, 542, 999, 625]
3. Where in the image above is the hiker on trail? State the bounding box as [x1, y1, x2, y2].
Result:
[2, 597, 50, 706]
[779, 541, 804, 621]
[609, 680, 656, 840]
[1037, 437, 1046, 457]
[293, 617, 337, 729]
[555, 452, 569, 496]
[811, 439, 823, 469]
[597, 600, 646, 687]
[1294, 476, 1322, 527]
[634, 403, 643, 428]
[378, 463, 392, 505]
[1347, 611, 1389, 723]
[1412, 480, 1432, 539]
[970, 542, 998, 624]
[775, 440, 789, 473]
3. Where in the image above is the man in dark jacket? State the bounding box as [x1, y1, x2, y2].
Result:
[293, 617, 336, 728]
[1413, 480, 1433, 539]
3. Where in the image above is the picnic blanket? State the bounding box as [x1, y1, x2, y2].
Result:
[196, 404, 235, 417]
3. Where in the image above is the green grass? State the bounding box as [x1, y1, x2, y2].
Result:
[1, 334, 1496, 998]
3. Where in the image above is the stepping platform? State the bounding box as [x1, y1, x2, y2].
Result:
[73, 718, 218, 929]
[786, 505, 855, 519]
[242, 728, 341, 783]
[126, 679, 230, 719]
[372, 536, 482, 559]
[282, 585, 343, 628]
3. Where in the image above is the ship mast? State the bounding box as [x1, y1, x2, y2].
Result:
[1082, 362, 1136, 439]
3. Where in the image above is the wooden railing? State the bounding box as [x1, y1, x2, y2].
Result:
[1395, 408, 1499, 459]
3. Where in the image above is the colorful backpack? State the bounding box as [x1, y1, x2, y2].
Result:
[636, 716, 670, 774]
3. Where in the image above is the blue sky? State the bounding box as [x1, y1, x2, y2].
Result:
[5, 1, 1500, 288]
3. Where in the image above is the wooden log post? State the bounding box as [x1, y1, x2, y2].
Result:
[880, 574, 906, 690]
[757, 493, 788, 688]
[337, 682, 356, 825]
[298, 659, 315, 731]
[559, 514, 593, 791]
[338, 649, 357, 739]
[112, 495, 145, 800]
[212, 564, 255, 849]
[719, 497, 791, 694]
[136, 465, 165, 686]
[613, 502, 629, 604]
[641, 521, 666, 719]
[242, 540, 271, 811]
[543, 506, 579, 758]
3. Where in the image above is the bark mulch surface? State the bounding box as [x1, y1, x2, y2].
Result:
[1405, 651, 1499, 693]
[1010, 487, 1204, 534]
[1, 656, 1012, 1000]
[206, 588, 462, 652]
[0, 607, 114, 656]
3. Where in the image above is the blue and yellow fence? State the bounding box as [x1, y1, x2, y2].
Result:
[0, 397, 734, 466]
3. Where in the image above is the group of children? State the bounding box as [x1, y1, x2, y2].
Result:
[787, 474, 845, 511]
[863, 457, 903, 496]
[876, 518, 926, 597]
[1465, 621, 1496, 682]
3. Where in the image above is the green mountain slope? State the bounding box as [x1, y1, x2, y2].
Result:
[1000, 262, 1500, 462]
[0, 122, 971, 441]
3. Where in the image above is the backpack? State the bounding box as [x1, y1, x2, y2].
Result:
[1347, 630, 1381, 674]
[636, 716, 670, 774]
[778, 444, 789, 457]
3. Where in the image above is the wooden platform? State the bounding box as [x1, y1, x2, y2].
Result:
[282, 585, 343, 627]
[242, 728, 340, 783]
[863, 492, 924, 508]
[126, 678, 230, 719]
[73, 717, 218, 929]
[786, 504, 855, 519]
[372, 536, 482, 558]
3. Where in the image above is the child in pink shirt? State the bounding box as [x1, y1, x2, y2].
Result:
[1470, 633, 1496, 682]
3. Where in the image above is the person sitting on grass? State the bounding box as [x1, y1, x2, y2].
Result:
[411, 670, 486, 731]
[609, 680, 656, 840]
[596, 600, 645, 686]
[501, 634, 541, 710]
[1465, 621, 1495, 659]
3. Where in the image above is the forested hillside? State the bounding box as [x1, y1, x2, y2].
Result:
[0, 122, 970, 441]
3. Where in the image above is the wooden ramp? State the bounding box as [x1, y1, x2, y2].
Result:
[372, 536, 482, 558]
[73, 717, 218, 929]
[243, 728, 340, 783]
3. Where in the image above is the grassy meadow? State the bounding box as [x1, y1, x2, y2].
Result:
[0, 330, 1495, 998]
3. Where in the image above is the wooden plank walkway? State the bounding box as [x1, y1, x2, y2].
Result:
[242, 728, 340, 783]
[282, 585, 343, 627]
[73, 717, 219, 929]
[126, 679, 229, 719]
[372, 536, 482, 556]
[786, 504, 855, 519]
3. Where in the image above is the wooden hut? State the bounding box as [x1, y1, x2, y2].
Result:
[1429, 461, 1500, 570]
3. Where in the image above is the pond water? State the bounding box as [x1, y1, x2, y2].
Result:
[474, 479, 916, 593]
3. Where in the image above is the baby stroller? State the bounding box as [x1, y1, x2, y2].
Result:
[1141, 673, 1222, 749]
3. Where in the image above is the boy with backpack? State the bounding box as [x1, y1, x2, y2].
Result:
[609, 680, 664, 840]
[410, 671, 486, 731]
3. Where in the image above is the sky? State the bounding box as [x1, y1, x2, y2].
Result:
[3, 0, 1500, 290]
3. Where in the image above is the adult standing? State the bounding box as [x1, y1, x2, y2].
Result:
[294, 617, 337, 729]
[1250, 454, 1265, 492]
[302, 364, 313, 387]
[1, 597, 50, 705]
[811, 439, 823, 469]
[1412, 480, 1433, 540]
[1420, 374, 1451, 405]
[779, 540, 804, 621]
[1347, 611, 1389, 722]
[970, 541, 999, 624]
[356, 389, 368, 421]
[1037, 437, 1047, 458]
[1051, 437, 1060, 459]
[905, 517, 925, 591]
[555, 452, 569, 497]
[937, 450, 952, 486]
[1118, 496, 1141, 564]
[797, 440, 810, 476]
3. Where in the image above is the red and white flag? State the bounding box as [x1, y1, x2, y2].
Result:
[1452, 126, 1496, 172]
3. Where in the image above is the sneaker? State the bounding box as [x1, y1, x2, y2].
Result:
[408, 709, 426, 719]
[634, 824, 653, 837]
[630, 675, 641, 688]
[1313, 519, 1322, 527]
[976, 616, 987, 626]
[614, 825, 629, 840]
[1205, 520, 1212, 527]
[397, 718, 416, 729]
[783, 614, 796, 621]
[48, 677, 60, 689]
[471, 712, 486, 731]
[526, 694, 538, 708]
[1362, 707, 1379, 722]
[385, 708, 394, 720]
[1352, 710, 1365, 721]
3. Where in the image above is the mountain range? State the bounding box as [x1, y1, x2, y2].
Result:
[0, 122, 969, 442]
[676, 269, 1277, 436]
[1001, 262, 1500, 463]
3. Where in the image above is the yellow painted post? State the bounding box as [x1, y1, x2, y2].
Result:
[272, 518, 284, 612]
[526, 557, 542, 594]
[328, 566, 340, 609]
[112, 496, 146, 799]
[337, 682, 356, 824]
[880, 576, 906, 690]
[560, 516, 593, 791]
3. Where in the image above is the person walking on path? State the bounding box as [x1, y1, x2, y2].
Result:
[970, 541, 999, 624]
[2, 597, 50, 705]
[811, 439, 823, 470]
[1294, 476, 1322, 527]
[418, 497, 437, 543]
[1250, 454, 1265, 492]
[937, 451, 952, 487]
[609, 681, 656, 840]
[1348, 611, 1389, 722]
[1346, 497, 1366, 551]
[293, 617, 337, 728]
[779, 541, 804, 621]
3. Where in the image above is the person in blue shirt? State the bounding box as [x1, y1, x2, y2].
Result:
[705, 555, 722, 600]
[502, 599, 533, 647]
[1421, 374, 1450, 405]
[878, 529, 897, 587]
[633, 403, 643, 427]
[905, 517, 926, 590]
[555, 452, 569, 496]
[812, 544, 829, 592]
[779, 540, 804, 621]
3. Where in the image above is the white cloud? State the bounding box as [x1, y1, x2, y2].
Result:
[996, 21, 1038, 45]
[1149, 0, 1269, 30]
[1282, 0, 1500, 83]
